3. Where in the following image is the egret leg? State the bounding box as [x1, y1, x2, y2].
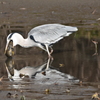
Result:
[45, 44, 51, 57]
[39, 44, 47, 52]
[45, 45, 54, 60]
[49, 46, 53, 54]
[45, 57, 50, 70]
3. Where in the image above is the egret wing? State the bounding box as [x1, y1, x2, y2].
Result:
[28, 24, 77, 44]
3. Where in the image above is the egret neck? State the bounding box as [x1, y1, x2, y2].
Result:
[11, 33, 37, 48]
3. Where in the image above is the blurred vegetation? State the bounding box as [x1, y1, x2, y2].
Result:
[75, 28, 100, 39]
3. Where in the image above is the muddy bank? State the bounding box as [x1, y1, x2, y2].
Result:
[0, 0, 100, 27]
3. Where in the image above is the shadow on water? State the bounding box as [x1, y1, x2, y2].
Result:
[0, 25, 100, 99]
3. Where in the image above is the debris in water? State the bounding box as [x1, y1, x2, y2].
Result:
[20, 8, 26, 10]
[20, 95, 25, 100]
[42, 71, 46, 76]
[97, 18, 100, 21]
[0, 1, 6, 4]
[45, 89, 50, 94]
[12, 93, 18, 98]
[92, 92, 99, 99]
[79, 80, 83, 86]
[66, 88, 70, 93]
[7, 92, 18, 98]
[92, 9, 96, 14]
[54, 82, 58, 85]
[7, 92, 12, 98]
[20, 90, 23, 93]
[59, 64, 64, 67]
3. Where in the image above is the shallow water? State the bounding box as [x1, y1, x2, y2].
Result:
[0, 25, 100, 100]
[0, 0, 100, 99]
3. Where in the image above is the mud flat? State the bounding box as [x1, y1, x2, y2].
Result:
[0, 0, 100, 27]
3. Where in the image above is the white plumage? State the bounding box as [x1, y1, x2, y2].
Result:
[5, 24, 78, 57]
[29, 24, 77, 43]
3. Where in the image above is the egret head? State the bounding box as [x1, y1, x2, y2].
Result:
[5, 33, 21, 57]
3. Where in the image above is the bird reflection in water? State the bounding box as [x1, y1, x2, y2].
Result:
[5, 58, 79, 84]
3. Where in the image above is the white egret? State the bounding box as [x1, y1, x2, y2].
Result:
[5, 24, 78, 57]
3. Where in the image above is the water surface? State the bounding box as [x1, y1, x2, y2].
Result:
[0, 0, 100, 99]
[0, 25, 100, 100]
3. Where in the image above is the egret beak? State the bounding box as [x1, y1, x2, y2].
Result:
[5, 64, 14, 81]
[4, 41, 9, 55]
[5, 64, 11, 77]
